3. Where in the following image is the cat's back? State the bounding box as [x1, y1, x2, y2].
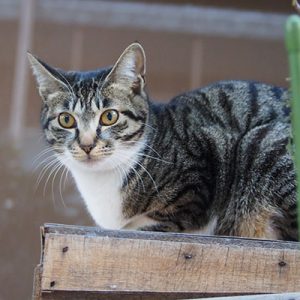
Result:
[167, 80, 289, 133]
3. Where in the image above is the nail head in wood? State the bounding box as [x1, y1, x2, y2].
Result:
[50, 281, 56, 287]
[278, 261, 287, 267]
[62, 246, 69, 253]
[183, 253, 193, 260]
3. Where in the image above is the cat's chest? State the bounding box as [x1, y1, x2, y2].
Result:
[71, 169, 127, 229]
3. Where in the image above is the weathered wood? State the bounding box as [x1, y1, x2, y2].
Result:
[32, 265, 42, 300]
[36, 224, 300, 299]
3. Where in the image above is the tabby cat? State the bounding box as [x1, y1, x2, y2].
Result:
[28, 43, 298, 241]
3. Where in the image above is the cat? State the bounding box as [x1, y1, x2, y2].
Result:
[28, 43, 298, 241]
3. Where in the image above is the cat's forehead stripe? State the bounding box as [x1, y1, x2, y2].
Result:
[65, 78, 102, 112]
[103, 98, 113, 108]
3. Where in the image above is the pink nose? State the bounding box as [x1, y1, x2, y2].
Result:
[81, 145, 94, 154]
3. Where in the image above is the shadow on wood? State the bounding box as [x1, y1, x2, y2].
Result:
[33, 223, 300, 299]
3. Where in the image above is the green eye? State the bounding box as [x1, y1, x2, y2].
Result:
[58, 112, 76, 129]
[100, 110, 119, 126]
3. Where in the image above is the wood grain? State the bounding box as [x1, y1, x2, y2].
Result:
[32, 265, 42, 300]
[37, 224, 300, 299]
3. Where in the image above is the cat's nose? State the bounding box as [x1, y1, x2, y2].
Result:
[81, 144, 95, 154]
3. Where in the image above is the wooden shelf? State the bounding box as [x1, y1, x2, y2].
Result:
[33, 223, 300, 299]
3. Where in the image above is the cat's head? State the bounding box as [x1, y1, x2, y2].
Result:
[29, 43, 149, 172]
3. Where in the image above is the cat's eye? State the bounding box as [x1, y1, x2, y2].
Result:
[100, 109, 119, 126]
[58, 112, 76, 129]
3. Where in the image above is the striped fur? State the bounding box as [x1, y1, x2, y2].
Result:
[29, 44, 298, 241]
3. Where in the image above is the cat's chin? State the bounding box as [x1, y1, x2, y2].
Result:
[62, 156, 116, 172]
[75, 159, 115, 172]
[79, 159, 100, 168]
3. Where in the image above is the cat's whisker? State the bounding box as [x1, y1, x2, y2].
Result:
[32, 146, 60, 166]
[121, 140, 167, 164]
[58, 166, 68, 207]
[63, 167, 70, 190]
[30, 152, 58, 183]
[140, 122, 157, 133]
[122, 140, 161, 158]
[43, 160, 64, 198]
[33, 153, 60, 171]
[110, 156, 126, 185]
[32, 145, 62, 163]
[53, 160, 69, 208]
[51, 162, 65, 207]
[35, 159, 57, 187]
[115, 158, 128, 184]
[35, 158, 60, 191]
[49, 166, 62, 209]
[116, 151, 158, 194]
[135, 153, 172, 165]
[113, 155, 134, 190]
[128, 164, 145, 193]
[113, 154, 145, 193]
[42, 156, 69, 208]
[33, 146, 54, 159]
[120, 156, 147, 193]
[133, 160, 158, 194]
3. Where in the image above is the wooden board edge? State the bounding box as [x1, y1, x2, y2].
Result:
[32, 264, 42, 300]
[38, 290, 252, 300]
[42, 223, 300, 250]
[198, 293, 300, 300]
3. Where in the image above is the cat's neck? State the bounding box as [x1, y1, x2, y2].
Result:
[66, 137, 149, 229]
[70, 165, 128, 229]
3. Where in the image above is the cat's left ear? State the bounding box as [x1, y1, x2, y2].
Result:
[106, 43, 146, 94]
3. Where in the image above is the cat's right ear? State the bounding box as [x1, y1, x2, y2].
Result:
[27, 53, 69, 102]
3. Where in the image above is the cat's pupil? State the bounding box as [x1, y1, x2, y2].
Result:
[107, 112, 112, 121]
[65, 115, 70, 123]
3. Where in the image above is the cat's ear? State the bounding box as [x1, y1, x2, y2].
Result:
[27, 53, 70, 101]
[106, 43, 146, 94]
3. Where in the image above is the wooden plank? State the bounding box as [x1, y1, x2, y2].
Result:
[0, 0, 288, 40]
[36, 224, 300, 299]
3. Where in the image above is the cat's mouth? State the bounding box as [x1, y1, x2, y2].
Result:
[71, 153, 114, 171]
[68, 158, 104, 172]
[79, 155, 105, 164]
[72, 151, 111, 163]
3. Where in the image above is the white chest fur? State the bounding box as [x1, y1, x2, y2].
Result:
[70, 168, 127, 229]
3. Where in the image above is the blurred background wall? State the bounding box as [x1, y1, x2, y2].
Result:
[0, 0, 295, 299]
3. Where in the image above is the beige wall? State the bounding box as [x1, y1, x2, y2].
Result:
[1, 22, 290, 129]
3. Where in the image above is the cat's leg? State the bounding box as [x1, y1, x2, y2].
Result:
[216, 191, 298, 240]
[138, 222, 182, 232]
[216, 123, 297, 240]
[122, 215, 159, 230]
[137, 208, 213, 233]
[215, 205, 281, 240]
